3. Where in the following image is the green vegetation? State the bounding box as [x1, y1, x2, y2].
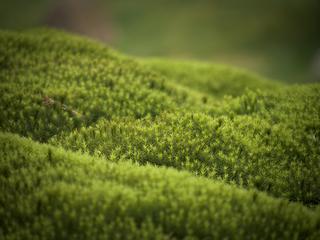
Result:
[1, 133, 320, 239]
[139, 58, 281, 98]
[1, 29, 320, 238]
[51, 85, 320, 205]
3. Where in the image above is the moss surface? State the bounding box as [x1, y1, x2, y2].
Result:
[0, 29, 320, 239]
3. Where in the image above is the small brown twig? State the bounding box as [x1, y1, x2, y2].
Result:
[42, 96, 82, 118]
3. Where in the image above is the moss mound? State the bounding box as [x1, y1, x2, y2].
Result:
[1, 29, 320, 238]
[139, 58, 282, 98]
[1, 132, 320, 239]
[51, 85, 320, 205]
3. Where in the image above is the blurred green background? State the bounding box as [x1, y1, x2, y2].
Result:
[1, 0, 319, 82]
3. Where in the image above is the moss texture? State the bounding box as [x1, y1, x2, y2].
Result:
[0, 29, 320, 239]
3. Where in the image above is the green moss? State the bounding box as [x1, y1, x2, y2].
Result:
[0, 29, 189, 142]
[51, 85, 320, 205]
[139, 58, 282, 99]
[1, 132, 320, 239]
[0, 29, 320, 238]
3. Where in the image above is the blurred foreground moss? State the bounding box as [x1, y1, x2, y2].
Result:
[1, 132, 320, 239]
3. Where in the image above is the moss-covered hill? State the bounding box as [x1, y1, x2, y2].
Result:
[0, 29, 320, 239]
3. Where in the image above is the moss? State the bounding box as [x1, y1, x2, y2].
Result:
[0, 29, 320, 238]
[139, 58, 282, 99]
[1, 132, 320, 239]
[51, 85, 320, 205]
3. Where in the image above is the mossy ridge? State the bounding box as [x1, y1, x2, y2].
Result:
[1, 132, 320, 239]
[139, 58, 282, 99]
[0, 29, 285, 143]
[0, 29, 199, 142]
[51, 85, 320, 205]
